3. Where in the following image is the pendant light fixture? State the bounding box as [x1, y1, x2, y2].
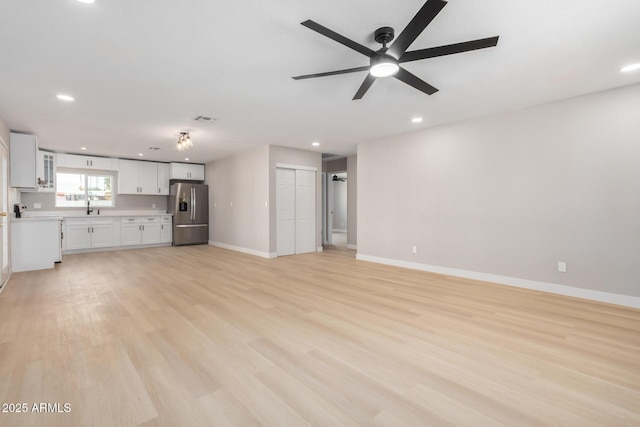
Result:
[176, 132, 193, 151]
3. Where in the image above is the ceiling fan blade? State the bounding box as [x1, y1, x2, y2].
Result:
[292, 66, 370, 80]
[394, 67, 438, 95]
[353, 74, 377, 100]
[301, 20, 375, 57]
[400, 36, 499, 63]
[388, 0, 447, 59]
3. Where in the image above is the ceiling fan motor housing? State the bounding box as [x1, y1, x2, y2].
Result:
[374, 27, 395, 47]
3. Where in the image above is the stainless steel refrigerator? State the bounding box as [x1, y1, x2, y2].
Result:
[169, 183, 209, 245]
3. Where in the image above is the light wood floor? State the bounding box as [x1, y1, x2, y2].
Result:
[1, 245, 639, 426]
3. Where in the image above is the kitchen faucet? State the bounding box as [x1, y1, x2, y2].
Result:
[87, 199, 93, 215]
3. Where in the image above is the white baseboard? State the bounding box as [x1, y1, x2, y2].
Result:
[347, 244, 357, 250]
[356, 254, 640, 309]
[209, 241, 277, 259]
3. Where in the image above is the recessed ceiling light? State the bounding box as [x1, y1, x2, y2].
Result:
[56, 94, 75, 102]
[312, 142, 320, 146]
[76, 0, 95, 4]
[620, 63, 640, 73]
[80, 147, 87, 151]
[411, 117, 423, 123]
[185, 158, 190, 161]
[138, 153, 143, 157]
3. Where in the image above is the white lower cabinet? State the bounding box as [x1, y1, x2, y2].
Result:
[120, 217, 166, 246]
[64, 215, 170, 252]
[64, 217, 118, 250]
[161, 216, 172, 243]
[120, 220, 143, 246]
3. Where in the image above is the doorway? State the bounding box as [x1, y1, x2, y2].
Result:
[324, 171, 347, 248]
[276, 167, 316, 256]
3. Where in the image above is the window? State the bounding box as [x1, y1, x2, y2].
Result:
[56, 172, 114, 207]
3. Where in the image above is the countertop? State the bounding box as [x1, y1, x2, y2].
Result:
[11, 216, 64, 222]
[19, 210, 172, 219]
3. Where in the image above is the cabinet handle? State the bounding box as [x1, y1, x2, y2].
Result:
[92, 227, 94, 233]
[88, 227, 90, 233]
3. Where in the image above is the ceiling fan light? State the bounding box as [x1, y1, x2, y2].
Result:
[370, 55, 399, 78]
[370, 62, 399, 77]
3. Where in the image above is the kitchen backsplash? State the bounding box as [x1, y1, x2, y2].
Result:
[19, 192, 168, 212]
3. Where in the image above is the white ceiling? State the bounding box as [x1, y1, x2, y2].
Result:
[1, 0, 639, 164]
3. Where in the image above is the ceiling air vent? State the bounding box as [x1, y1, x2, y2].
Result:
[148, 147, 160, 150]
[194, 116, 216, 124]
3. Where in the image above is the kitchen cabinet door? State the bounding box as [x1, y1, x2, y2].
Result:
[65, 220, 91, 250]
[118, 160, 140, 194]
[59, 154, 116, 170]
[120, 220, 142, 246]
[160, 217, 172, 243]
[157, 163, 170, 195]
[141, 222, 162, 245]
[139, 162, 158, 195]
[170, 163, 205, 180]
[10, 133, 38, 189]
[37, 151, 56, 192]
[90, 222, 115, 248]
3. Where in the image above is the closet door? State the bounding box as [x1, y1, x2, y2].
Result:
[295, 169, 316, 254]
[276, 168, 296, 256]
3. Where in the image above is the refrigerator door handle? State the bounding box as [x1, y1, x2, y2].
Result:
[192, 187, 197, 221]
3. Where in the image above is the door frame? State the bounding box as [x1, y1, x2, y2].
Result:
[0, 135, 10, 289]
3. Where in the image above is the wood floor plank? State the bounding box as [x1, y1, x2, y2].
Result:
[0, 245, 638, 426]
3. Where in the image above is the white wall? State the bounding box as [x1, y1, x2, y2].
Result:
[358, 83, 640, 301]
[207, 145, 321, 257]
[207, 146, 270, 256]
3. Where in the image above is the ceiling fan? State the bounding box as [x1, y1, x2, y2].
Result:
[292, 0, 499, 100]
[332, 174, 347, 182]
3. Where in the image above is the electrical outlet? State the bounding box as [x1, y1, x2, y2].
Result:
[412, 246, 417, 254]
[264, 201, 268, 208]
[230, 202, 233, 207]
[33, 203, 41, 209]
[152, 203, 156, 209]
[558, 261, 567, 273]
[214, 202, 217, 207]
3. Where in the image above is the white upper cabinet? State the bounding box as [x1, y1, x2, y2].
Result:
[157, 163, 170, 195]
[117, 159, 159, 195]
[37, 151, 56, 192]
[57, 153, 117, 170]
[170, 162, 205, 180]
[140, 161, 158, 195]
[117, 160, 141, 194]
[9, 132, 38, 189]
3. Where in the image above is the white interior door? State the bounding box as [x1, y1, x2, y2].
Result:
[276, 168, 295, 256]
[1, 143, 9, 286]
[295, 169, 315, 254]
